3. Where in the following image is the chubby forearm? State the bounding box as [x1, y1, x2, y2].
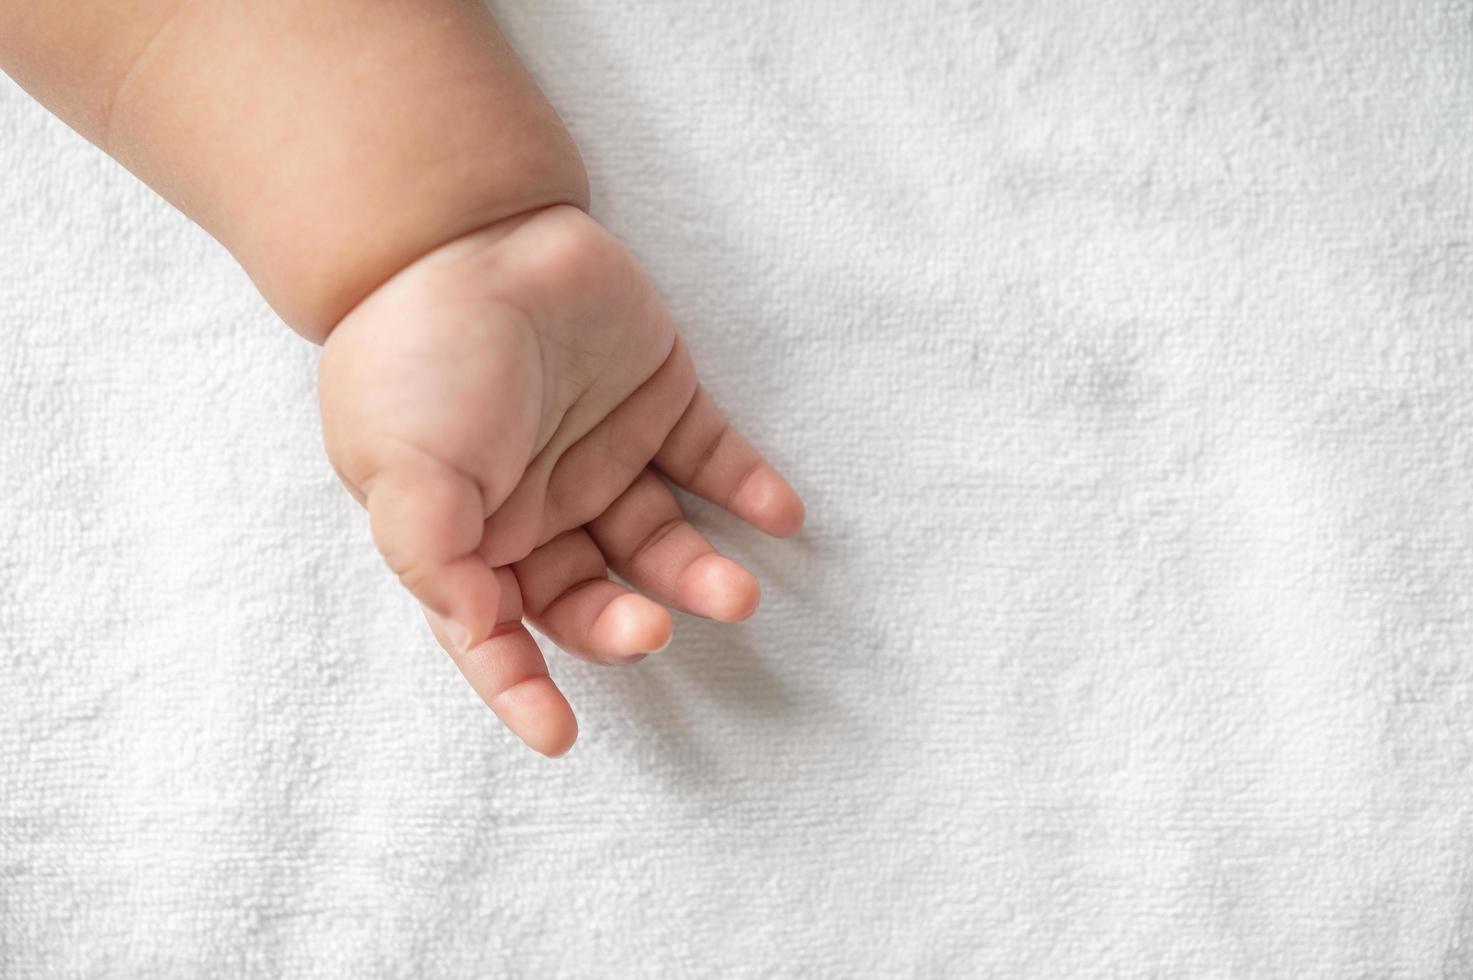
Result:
[0, 0, 588, 341]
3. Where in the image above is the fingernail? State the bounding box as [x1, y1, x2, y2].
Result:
[651, 634, 672, 654]
[423, 608, 471, 653]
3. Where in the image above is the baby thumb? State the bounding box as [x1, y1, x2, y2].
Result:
[364, 461, 498, 653]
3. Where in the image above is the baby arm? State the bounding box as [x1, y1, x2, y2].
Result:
[0, 1, 805, 755]
[0, 0, 587, 339]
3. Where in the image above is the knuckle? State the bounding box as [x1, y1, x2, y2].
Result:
[685, 422, 732, 487]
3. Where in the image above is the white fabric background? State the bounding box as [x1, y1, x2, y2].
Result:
[3, 1, 1472, 976]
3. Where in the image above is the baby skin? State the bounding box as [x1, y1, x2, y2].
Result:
[0, 1, 804, 755]
[322, 204, 804, 755]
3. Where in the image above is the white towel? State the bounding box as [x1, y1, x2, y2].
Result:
[3, 1, 1471, 975]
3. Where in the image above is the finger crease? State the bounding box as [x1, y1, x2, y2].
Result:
[685, 423, 732, 488]
[487, 621, 525, 642]
[627, 516, 685, 567]
[726, 461, 766, 510]
[533, 574, 609, 618]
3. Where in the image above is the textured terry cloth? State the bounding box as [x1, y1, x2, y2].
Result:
[2, 1, 1472, 977]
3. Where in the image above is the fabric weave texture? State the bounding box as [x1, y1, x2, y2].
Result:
[2, 1, 1471, 976]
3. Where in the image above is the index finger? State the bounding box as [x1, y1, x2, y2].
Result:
[653, 385, 805, 538]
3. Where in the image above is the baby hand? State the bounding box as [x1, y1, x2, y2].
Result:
[318, 205, 805, 755]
